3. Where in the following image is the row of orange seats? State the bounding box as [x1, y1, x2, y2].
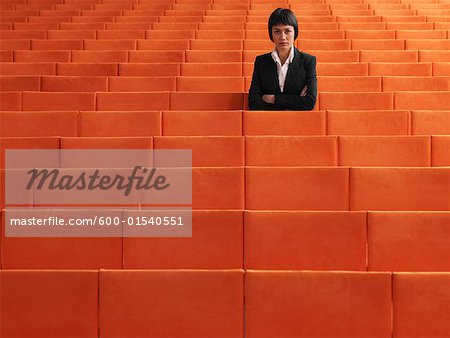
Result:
[2, 61, 450, 76]
[3, 134, 449, 166]
[1, 166, 450, 209]
[2, 91, 450, 110]
[1, 110, 449, 136]
[2, 28, 450, 40]
[2, 21, 450, 30]
[2, 38, 450, 51]
[1, 210, 450, 271]
[2, 50, 450, 63]
[1, 75, 450, 92]
[1, 269, 450, 337]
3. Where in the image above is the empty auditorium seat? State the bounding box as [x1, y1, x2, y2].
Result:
[339, 136, 430, 166]
[22, 92, 95, 111]
[61, 137, 153, 149]
[245, 271, 392, 337]
[14, 50, 71, 62]
[185, 50, 242, 62]
[319, 93, 394, 110]
[317, 62, 369, 76]
[72, 51, 128, 63]
[0, 75, 40, 91]
[137, 39, 190, 50]
[433, 63, 450, 76]
[129, 50, 184, 63]
[31, 39, 83, 50]
[352, 39, 404, 50]
[83, 39, 137, 50]
[245, 211, 367, 270]
[243, 111, 326, 136]
[318, 76, 381, 92]
[123, 210, 243, 268]
[41, 76, 108, 92]
[177, 76, 244, 92]
[171, 92, 244, 110]
[419, 50, 450, 62]
[96, 92, 169, 111]
[411, 110, 450, 135]
[350, 167, 450, 210]
[395, 92, 450, 110]
[109, 76, 176, 91]
[393, 273, 450, 337]
[360, 50, 418, 62]
[383, 76, 450, 91]
[368, 62, 432, 76]
[368, 212, 450, 271]
[1, 270, 98, 337]
[246, 136, 337, 166]
[432, 136, 450, 166]
[246, 167, 349, 210]
[99, 270, 244, 337]
[0, 62, 55, 75]
[78, 111, 161, 136]
[57, 63, 118, 76]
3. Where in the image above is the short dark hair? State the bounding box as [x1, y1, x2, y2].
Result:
[268, 8, 299, 41]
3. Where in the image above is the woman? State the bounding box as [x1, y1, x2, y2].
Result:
[248, 8, 317, 110]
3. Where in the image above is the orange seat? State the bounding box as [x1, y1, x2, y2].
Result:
[369, 62, 431, 76]
[0, 39, 30, 50]
[360, 50, 418, 62]
[106, 22, 152, 30]
[345, 29, 395, 39]
[245, 271, 392, 337]
[246, 136, 337, 166]
[181, 62, 241, 76]
[433, 63, 450, 76]
[246, 167, 349, 210]
[350, 167, 450, 210]
[319, 92, 393, 110]
[118, 63, 180, 76]
[0, 30, 46, 39]
[71, 51, 128, 63]
[395, 92, 450, 110]
[383, 76, 450, 91]
[0, 111, 77, 136]
[185, 50, 242, 62]
[146, 30, 195, 39]
[151, 22, 198, 30]
[434, 22, 450, 29]
[123, 210, 243, 268]
[386, 22, 434, 29]
[338, 22, 386, 30]
[0, 60, 48, 75]
[339, 136, 430, 166]
[310, 50, 360, 62]
[177, 76, 244, 92]
[96, 30, 145, 39]
[109, 76, 176, 91]
[83, 39, 137, 50]
[336, 15, 382, 22]
[327, 110, 410, 135]
[0, 75, 40, 91]
[352, 39, 404, 50]
[170, 92, 243, 110]
[14, 22, 59, 30]
[432, 136, 450, 166]
[411, 110, 450, 135]
[245, 211, 366, 270]
[99, 270, 244, 337]
[22, 91, 96, 111]
[319, 76, 381, 92]
[96, 92, 169, 111]
[298, 39, 351, 50]
[1, 213, 122, 268]
[1, 271, 98, 337]
[154, 136, 244, 166]
[190, 39, 243, 50]
[0, 91, 21, 110]
[396, 30, 447, 39]
[191, 167, 244, 209]
[419, 51, 450, 62]
[14, 50, 71, 62]
[47, 30, 96, 39]
[28, 16, 71, 23]
[243, 111, 325, 136]
[128, 51, 185, 63]
[382, 15, 426, 22]
[137, 39, 190, 50]
[60, 22, 106, 30]
[406, 39, 450, 50]
[369, 212, 450, 272]
[159, 15, 202, 23]
[57, 62, 118, 76]
[393, 273, 450, 337]
[61, 137, 153, 149]
[162, 110, 242, 136]
[196, 30, 245, 39]
[317, 62, 368, 76]
[40, 76, 107, 92]
[78, 111, 160, 137]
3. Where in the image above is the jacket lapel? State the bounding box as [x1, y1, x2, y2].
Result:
[284, 48, 304, 93]
[268, 59, 281, 93]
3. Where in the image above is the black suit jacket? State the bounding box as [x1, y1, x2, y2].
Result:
[248, 48, 317, 111]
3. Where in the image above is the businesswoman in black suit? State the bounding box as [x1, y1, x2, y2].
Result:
[248, 8, 317, 110]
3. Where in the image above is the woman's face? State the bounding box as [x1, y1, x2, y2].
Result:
[271, 24, 295, 53]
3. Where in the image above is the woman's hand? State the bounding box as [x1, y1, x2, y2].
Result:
[262, 95, 275, 104]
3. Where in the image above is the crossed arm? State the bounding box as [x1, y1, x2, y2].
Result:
[248, 55, 318, 111]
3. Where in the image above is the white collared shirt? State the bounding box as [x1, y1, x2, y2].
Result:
[271, 46, 295, 93]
